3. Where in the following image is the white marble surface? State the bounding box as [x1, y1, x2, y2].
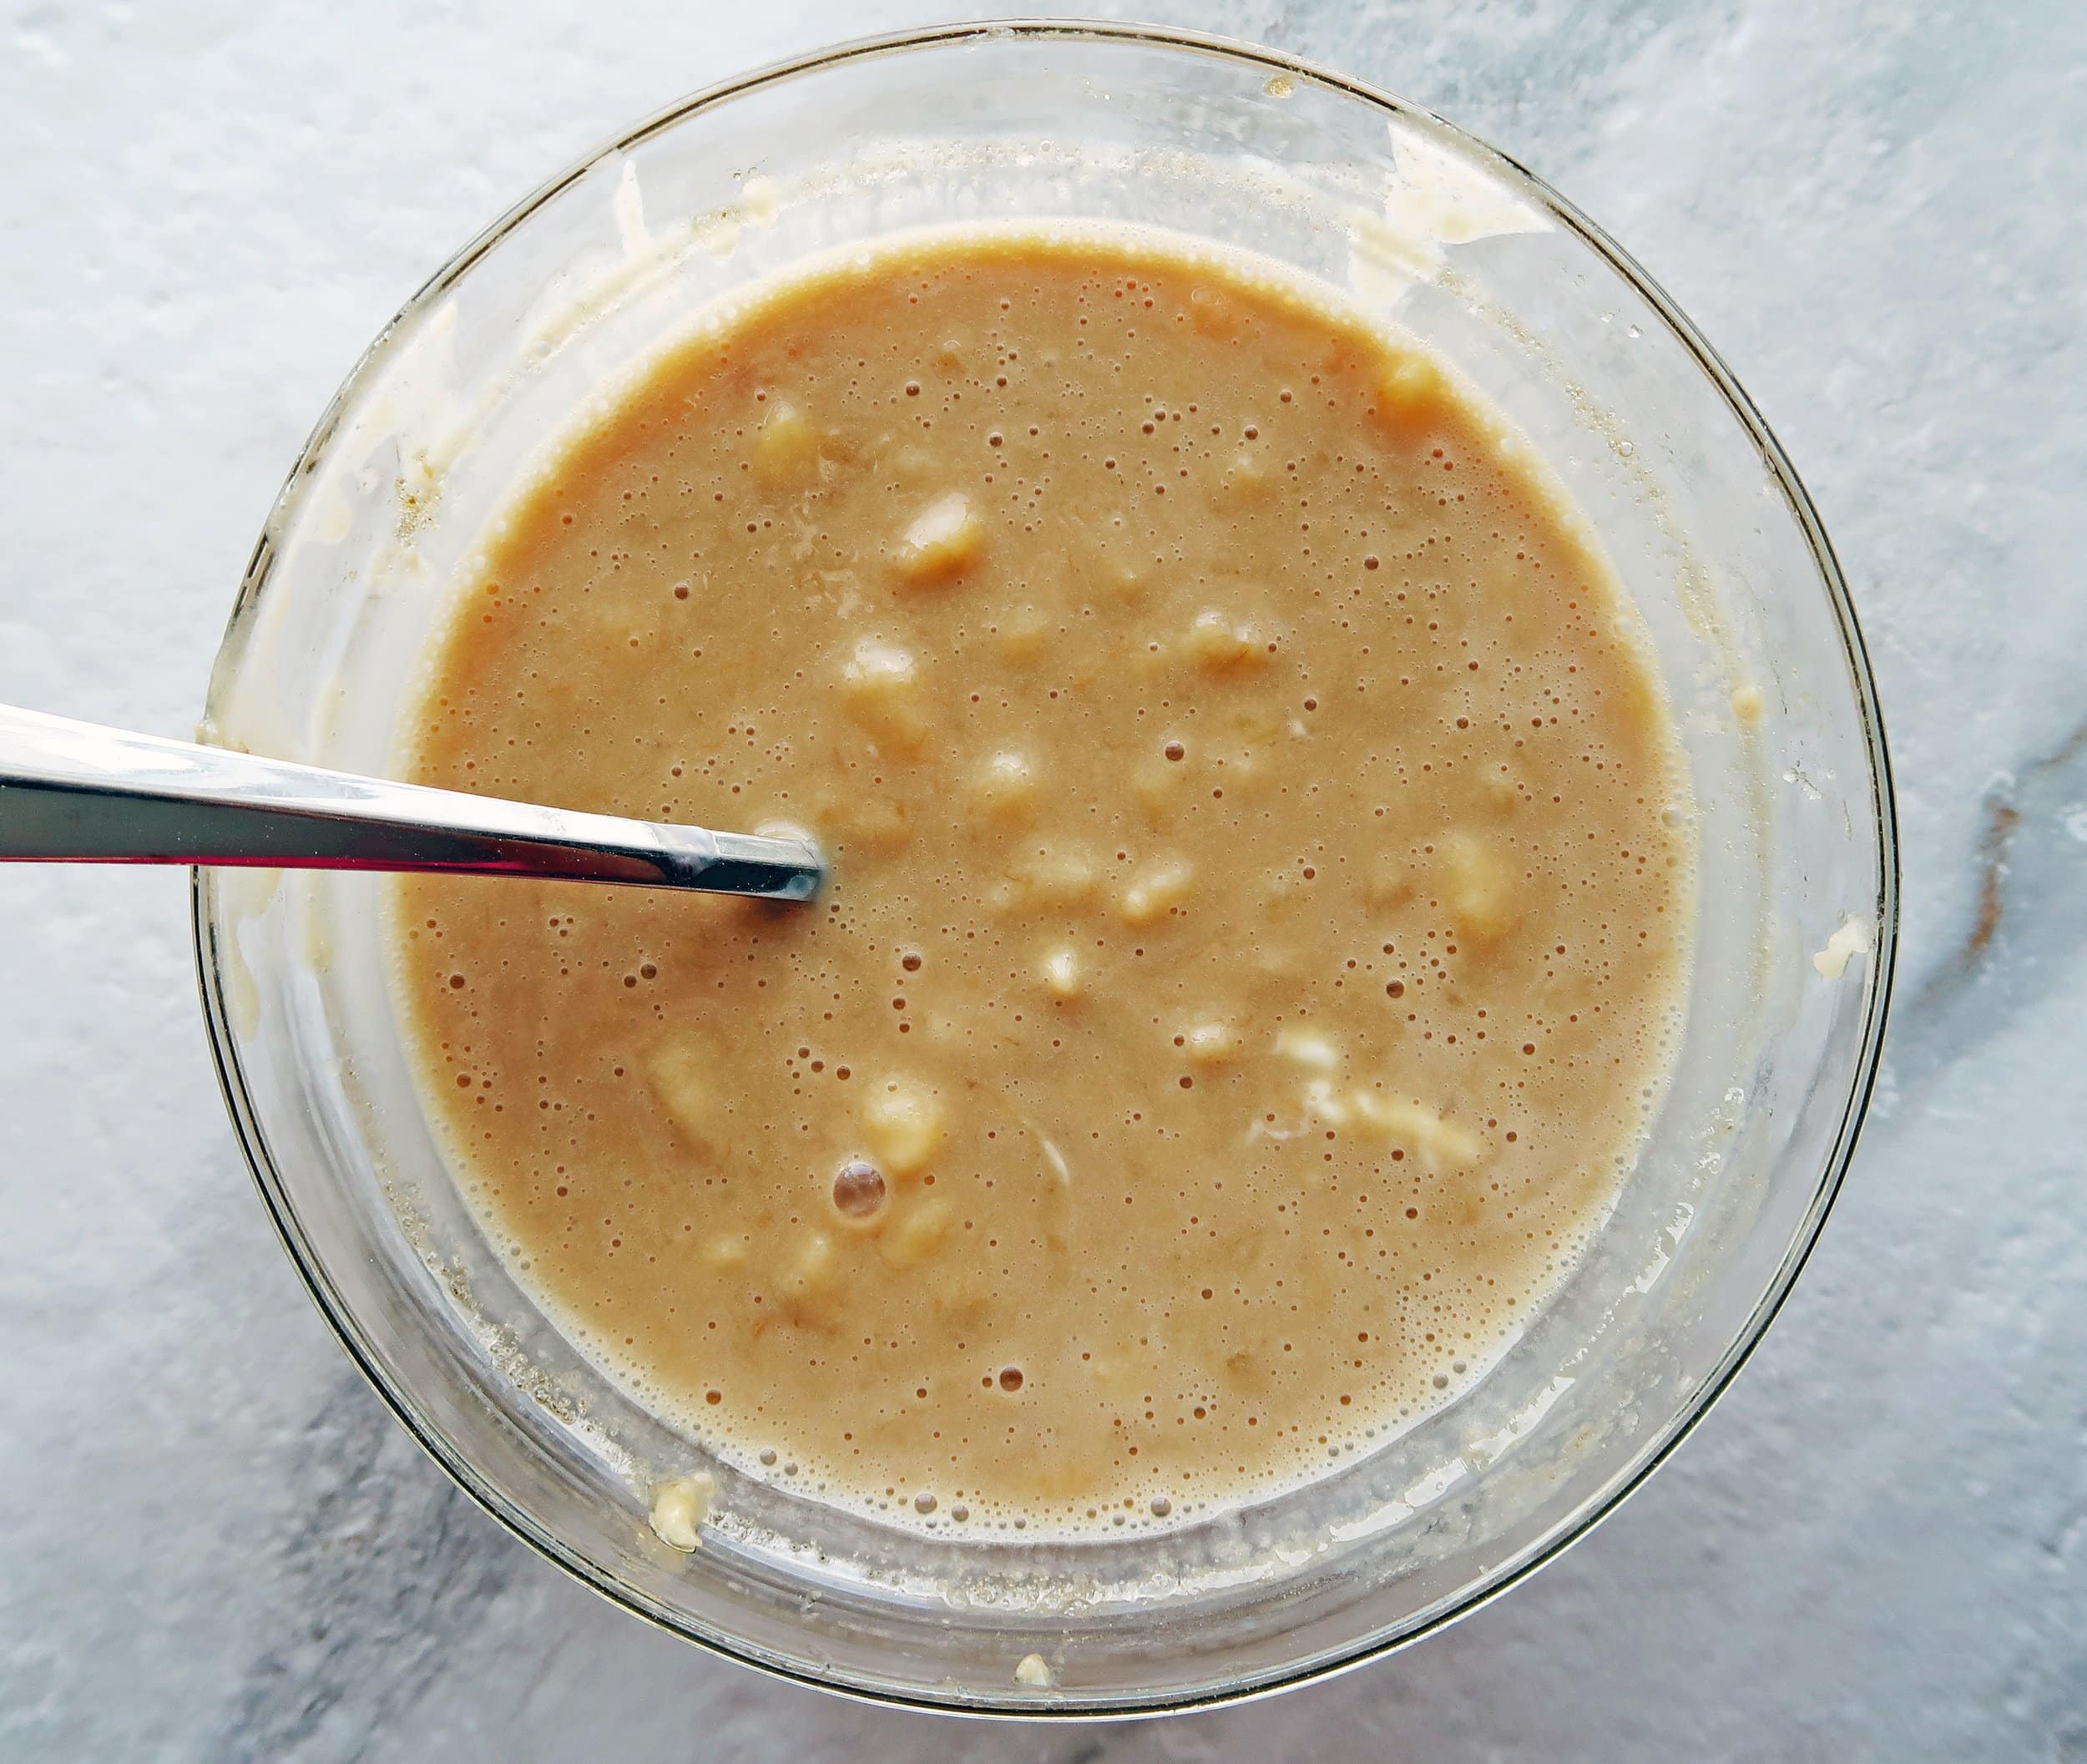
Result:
[2, 2, 2081, 1757]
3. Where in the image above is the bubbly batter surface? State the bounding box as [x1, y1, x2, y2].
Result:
[392, 228, 1691, 1534]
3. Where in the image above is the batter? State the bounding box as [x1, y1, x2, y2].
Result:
[391, 228, 1692, 1534]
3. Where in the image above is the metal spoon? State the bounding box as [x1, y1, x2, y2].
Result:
[0, 705, 823, 901]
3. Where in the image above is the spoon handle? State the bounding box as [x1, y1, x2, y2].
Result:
[0, 705, 822, 901]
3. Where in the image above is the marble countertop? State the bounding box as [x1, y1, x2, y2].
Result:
[2, 2, 2080, 1758]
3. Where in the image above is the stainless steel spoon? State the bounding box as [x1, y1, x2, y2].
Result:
[0, 705, 823, 901]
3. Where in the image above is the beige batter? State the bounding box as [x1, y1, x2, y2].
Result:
[391, 228, 1692, 1534]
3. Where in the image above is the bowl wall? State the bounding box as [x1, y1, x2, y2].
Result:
[197, 22, 1894, 1714]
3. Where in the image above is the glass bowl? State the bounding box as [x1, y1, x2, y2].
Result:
[194, 20, 1896, 1716]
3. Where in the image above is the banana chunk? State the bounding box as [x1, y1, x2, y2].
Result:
[649, 1471, 716, 1552]
[971, 749, 1041, 822]
[862, 1079, 947, 1178]
[1041, 948, 1082, 998]
[1349, 1092, 1482, 1167]
[1375, 350, 1445, 432]
[880, 1195, 954, 1267]
[1183, 608, 1269, 672]
[751, 397, 818, 485]
[839, 637, 929, 754]
[1119, 857, 1195, 925]
[1014, 1653, 1056, 1689]
[1003, 846, 1099, 912]
[1439, 830, 1519, 944]
[895, 491, 984, 584]
[648, 1039, 728, 1152]
[1275, 1026, 1341, 1073]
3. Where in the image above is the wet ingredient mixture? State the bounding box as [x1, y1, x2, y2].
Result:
[392, 226, 1692, 1534]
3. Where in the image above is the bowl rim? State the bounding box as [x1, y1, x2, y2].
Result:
[192, 14, 1900, 1719]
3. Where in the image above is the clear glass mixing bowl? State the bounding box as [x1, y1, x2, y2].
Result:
[194, 21, 1896, 1716]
